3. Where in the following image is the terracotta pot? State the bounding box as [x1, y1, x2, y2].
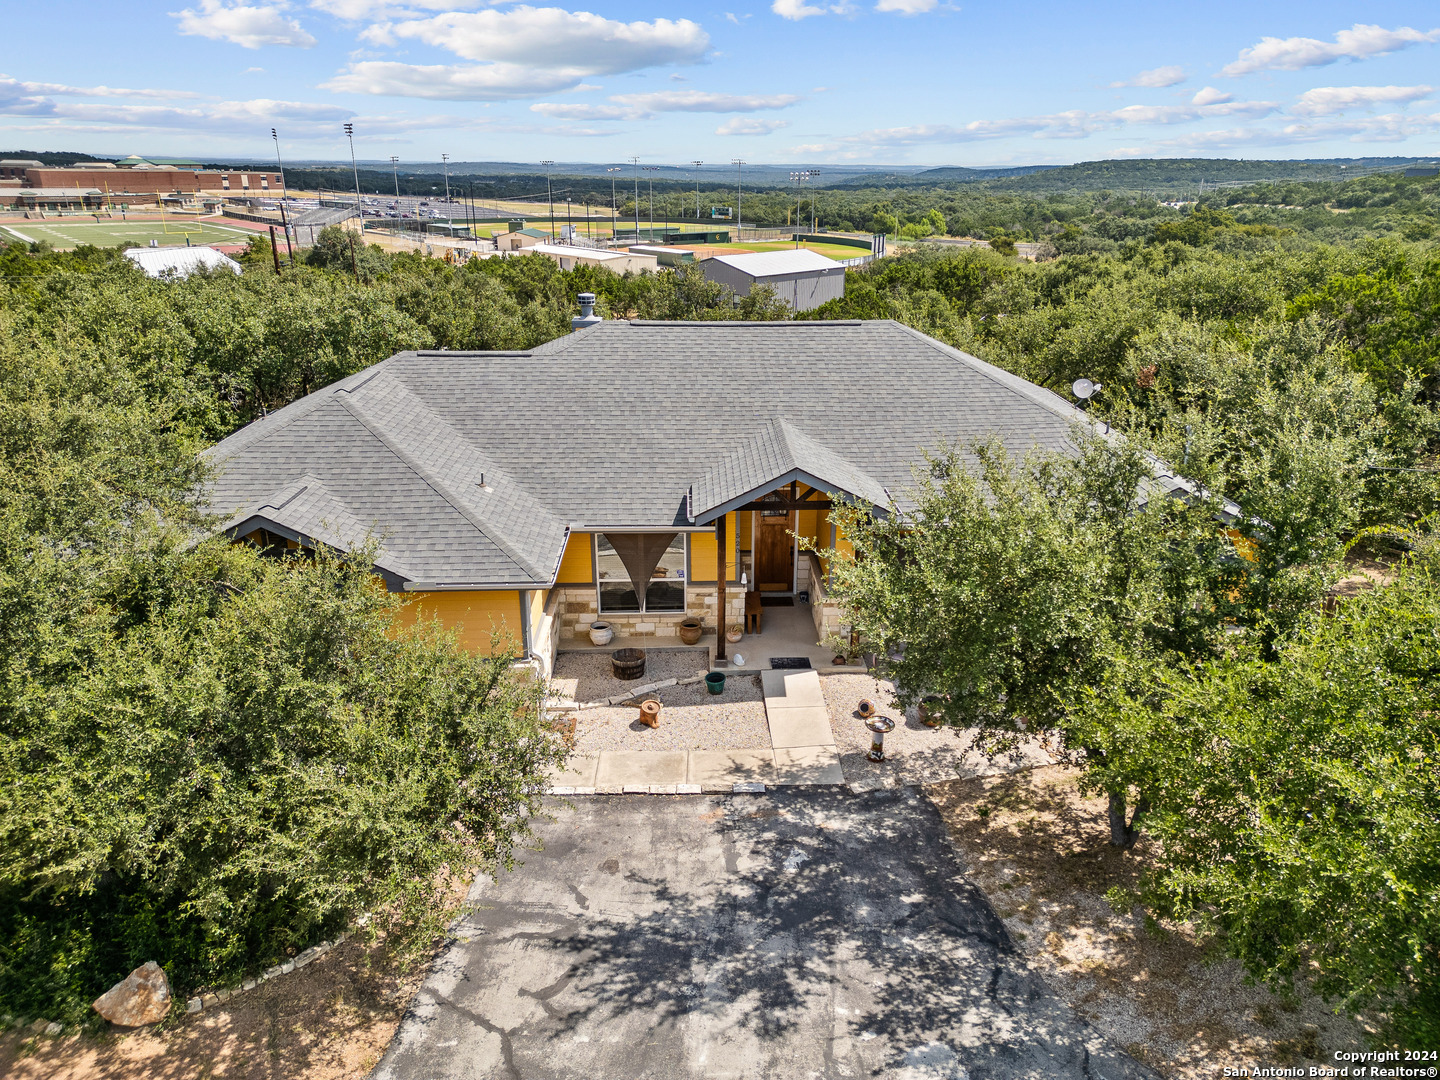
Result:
[678, 617, 703, 646]
[725, 624, 743, 644]
[857, 699, 877, 719]
[919, 696, 944, 728]
[638, 699, 661, 728]
[832, 655, 848, 666]
[589, 621, 613, 646]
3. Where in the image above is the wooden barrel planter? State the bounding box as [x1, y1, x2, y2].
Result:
[611, 648, 646, 681]
[678, 617, 703, 646]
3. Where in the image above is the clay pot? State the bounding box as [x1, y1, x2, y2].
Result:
[857, 699, 877, 719]
[678, 617, 703, 646]
[725, 623, 743, 644]
[832, 655, 848, 666]
[919, 696, 944, 728]
[638, 699, 661, 727]
[589, 621, 614, 646]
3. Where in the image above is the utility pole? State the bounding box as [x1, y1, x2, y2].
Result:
[541, 159, 555, 239]
[607, 166, 621, 240]
[732, 158, 745, 235]
[631, 156, 640, 242]
[692, 160, 703, 220]
[344, 123, 361, 216]
[643, 165, 658, 238]
[390, 155, 401, 236]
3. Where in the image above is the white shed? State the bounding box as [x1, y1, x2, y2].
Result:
[124, 245, 242, 278]
[699, 249, 846, 312]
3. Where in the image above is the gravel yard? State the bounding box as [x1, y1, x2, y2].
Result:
[570, 672, 770, 752]
[820, 673, 1055, 784]
[549, 647, 710, 706]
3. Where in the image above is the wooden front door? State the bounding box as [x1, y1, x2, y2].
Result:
[755, 507, 795, 592]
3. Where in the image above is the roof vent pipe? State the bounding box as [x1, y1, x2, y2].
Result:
[571, 292, 602, 331]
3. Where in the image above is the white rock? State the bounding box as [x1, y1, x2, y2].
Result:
[92, 962, 173, 1027]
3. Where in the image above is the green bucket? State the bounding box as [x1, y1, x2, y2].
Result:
[704, 672, 726, 695]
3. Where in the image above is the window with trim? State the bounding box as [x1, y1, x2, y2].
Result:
[597, 534, 686, 614]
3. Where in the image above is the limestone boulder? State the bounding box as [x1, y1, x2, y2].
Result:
[92, 961, 172, 1026]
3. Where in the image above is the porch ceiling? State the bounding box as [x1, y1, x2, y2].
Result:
[689, 418, 891, 524]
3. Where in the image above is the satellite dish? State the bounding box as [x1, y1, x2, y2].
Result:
[1072, 378, 1100, 401]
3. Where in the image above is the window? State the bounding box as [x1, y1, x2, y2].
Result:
[597, 534, 686, 614]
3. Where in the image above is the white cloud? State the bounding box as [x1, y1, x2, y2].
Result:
[1112, 99, 1278, 125]
[771, 0, 846, 20]
[529, 88, 799, 121]
[173, 0, 317, 48]
[306, 0, 486, 18]
[716, 116, 786, 134]
[1110, 65, 1185, 89]
[1292, 84, 1434, 116]
[1191, 86, 1230, 105]
[875, 0, 935, 15]
[609, 89, 799, 112]
[530, 102, 632, 120]
[1220, 23, 1440, 77]
[0, 75, 199, 101]
[323, 60, 589, 99]
[385, 7, 708, 73]
[329, 8, 711, 101]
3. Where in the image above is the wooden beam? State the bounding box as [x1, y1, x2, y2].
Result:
[730, 499, 833, 512]
[715, 513, 727, 662]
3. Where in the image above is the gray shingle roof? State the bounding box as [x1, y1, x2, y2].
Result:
[206, 319, 1100, 588]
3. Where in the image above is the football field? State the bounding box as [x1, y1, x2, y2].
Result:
[0, 219, 257, 250]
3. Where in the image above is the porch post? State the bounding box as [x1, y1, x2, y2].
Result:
[715, 514, 727, 662]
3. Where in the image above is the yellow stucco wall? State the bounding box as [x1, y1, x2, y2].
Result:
[529, 588, 547, 627]
[395, 590, 523, 654]
[690, 513, 738, 583]
[557, 532, 593, 583]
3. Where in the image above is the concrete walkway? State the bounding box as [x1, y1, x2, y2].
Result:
[547, 669, 845, 794]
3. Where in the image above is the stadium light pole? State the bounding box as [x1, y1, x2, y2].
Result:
[344, 123, 361, 215]
[271, 128, 292, 257]
[631, 156, 640, 242]
[732, 158, 745, 234]
[441, 152, 451, 209]
[390, 156, 401, 235]
[642, 166, 658, 237]
[692, 160, 703, 220]
[540, 160, 555, 239]
[607, 166, 621, 239]
[810, 168, 819, 232]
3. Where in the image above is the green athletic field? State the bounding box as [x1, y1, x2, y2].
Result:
[0, 219, 257, 250]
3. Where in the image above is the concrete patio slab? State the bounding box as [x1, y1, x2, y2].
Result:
[766, 706, 836, 749]
[771, 745, 845, 785]
[760, 668, 826, 709]
[594, 750, 687, 788]
[686, 748, 774, 787]
[546, 753, 599, 788]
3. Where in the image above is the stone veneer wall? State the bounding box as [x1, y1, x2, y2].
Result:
[807, 554, 847, 646]
[557, 584, 744, 642]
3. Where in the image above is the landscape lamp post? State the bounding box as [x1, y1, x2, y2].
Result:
[541, 159, 555, 239]
[344, 123, 361, 215]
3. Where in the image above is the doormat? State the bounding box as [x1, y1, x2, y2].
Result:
[770, 657, 813, 669]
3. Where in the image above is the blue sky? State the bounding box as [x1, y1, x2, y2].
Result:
[2, 0, 1439, 165]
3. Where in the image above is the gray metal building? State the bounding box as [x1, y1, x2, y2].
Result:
[700, 249, 846, 312]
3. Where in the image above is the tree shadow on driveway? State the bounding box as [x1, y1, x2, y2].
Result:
[373, 788, 1158, 1080]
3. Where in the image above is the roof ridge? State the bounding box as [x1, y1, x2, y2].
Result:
[332, 394, 550, 583]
